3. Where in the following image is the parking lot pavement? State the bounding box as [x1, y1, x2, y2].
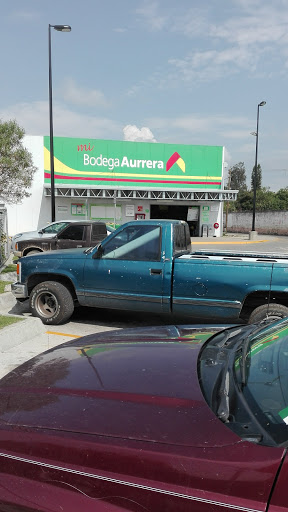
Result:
[1, 233, 288, 378]
[191, 234, 288, 254]
[0, 296, 123, 378]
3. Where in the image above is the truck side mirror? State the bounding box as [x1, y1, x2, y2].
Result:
[93, 244, 104, 259]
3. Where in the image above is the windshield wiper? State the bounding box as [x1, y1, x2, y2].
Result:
[84, 247, 93, 254]
[216, 325, 260, 421]
[217, 366, 231, 422]
[239, 324, 266, 386]
[239, 336, 251, 386]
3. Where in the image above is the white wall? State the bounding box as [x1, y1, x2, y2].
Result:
[226, 211, 288, 235]
[7, 136, 44, 235]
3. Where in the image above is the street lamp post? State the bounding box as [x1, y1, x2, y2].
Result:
[250, 100, 266, 237]
[48, 24, 71, 222]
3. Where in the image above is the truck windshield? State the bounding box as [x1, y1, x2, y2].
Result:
[41, 222, 70, 234]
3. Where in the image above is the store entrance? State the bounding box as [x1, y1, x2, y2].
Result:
[150, 205, 199, 236]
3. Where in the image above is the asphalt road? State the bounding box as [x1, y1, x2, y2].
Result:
[1, 233, 288, 377]
[191, 233, 288, 255]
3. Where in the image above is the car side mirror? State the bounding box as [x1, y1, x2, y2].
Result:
[93, 245, 104, 259]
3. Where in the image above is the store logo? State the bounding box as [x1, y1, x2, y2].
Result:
[166, 152, 185, 173]
[77, 143, 94, 152]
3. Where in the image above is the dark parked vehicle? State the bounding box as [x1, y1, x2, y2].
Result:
[13, 220, 107, 257]
[12, 219, 288, 325]
[1, 318, 288, 511]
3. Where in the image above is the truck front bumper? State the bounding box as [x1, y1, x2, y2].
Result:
[13, 250, 23, 258]
[11, 282, 28, 299]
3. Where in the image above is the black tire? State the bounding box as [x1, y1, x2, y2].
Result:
[25, 250, 42, 256]
[248, 303, 288, 324]
[30, 281, 74, 325]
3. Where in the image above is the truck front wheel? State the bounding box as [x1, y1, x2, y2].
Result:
[25, 249, 42, 256]
[30, 281, 74, 325]
[248, 303, 288, 324]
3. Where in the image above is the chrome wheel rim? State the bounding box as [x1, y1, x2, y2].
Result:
[35, 291, 58, 318]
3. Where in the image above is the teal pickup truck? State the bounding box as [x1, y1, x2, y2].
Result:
[12, 219, 288, 325]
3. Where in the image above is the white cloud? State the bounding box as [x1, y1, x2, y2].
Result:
[123, 124, 157, 142]
[134, 1, 288, 88]
[59, 78, 110, 108]
[9, 9, 40, 20]
[113, 27, 127, 33]
[168, 44, 263, 83]
[0, 101, 120, 138]
[147, 114, 252, 139]
[135, 1, 167, 31]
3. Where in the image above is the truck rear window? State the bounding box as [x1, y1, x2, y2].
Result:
[92, 223, 108, 240]
[174, 224, 191, 253]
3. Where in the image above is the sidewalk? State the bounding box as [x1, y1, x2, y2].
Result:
[0, 291, 49, 377]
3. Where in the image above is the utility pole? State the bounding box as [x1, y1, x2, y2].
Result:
[225, 169, 231, 233]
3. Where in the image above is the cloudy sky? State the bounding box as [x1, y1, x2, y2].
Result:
[1, 0, 288, 190]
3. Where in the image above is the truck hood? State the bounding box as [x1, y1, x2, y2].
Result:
[12, 231, 56, 249]
[22, 247, 96, 261]
[13, 229, 47, 241]
[0, 325, 241, 447]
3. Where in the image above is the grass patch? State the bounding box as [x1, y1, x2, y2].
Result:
[0, 315, 23, 330]
[0, 281, 12, 294]
[1, 264, 17, 273]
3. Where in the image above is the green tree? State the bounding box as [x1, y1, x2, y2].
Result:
[276, 187, 288, 210]
[235, 190, 253, 211]
[251, 163, 262, 191]
[229, 162, 247, 191]
[0, 119, 36, 203]
[256, 187, 280, 210]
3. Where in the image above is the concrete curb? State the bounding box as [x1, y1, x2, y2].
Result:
[0, 291, 17, 310]
[0, 290, 46, 350]
[0, 315, 46, 350]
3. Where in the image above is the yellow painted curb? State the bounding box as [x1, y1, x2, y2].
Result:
[46, 331, 81, 338]
[192, 239, 269, 244]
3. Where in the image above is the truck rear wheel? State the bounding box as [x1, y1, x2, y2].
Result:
[30, 281, 74, 325]
[248, 303, 288, 324]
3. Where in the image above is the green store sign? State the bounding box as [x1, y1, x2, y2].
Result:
[44, 136, 223, 190]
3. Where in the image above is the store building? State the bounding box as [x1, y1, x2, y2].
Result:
[7, 135, 238, 237]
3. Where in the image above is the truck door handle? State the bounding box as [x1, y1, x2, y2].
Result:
[150, 268, 162, 275]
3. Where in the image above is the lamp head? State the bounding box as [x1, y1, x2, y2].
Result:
[259, 101, 266, 107]
[52, 25, 71, 32]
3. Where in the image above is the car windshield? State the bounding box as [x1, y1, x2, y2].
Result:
[234, 317, 288, 446]
[199, 317, 288, 447]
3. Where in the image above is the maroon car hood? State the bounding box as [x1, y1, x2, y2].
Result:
[0, 325, 241, 447]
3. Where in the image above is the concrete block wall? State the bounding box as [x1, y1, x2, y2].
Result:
[225, 211, 288, 235]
